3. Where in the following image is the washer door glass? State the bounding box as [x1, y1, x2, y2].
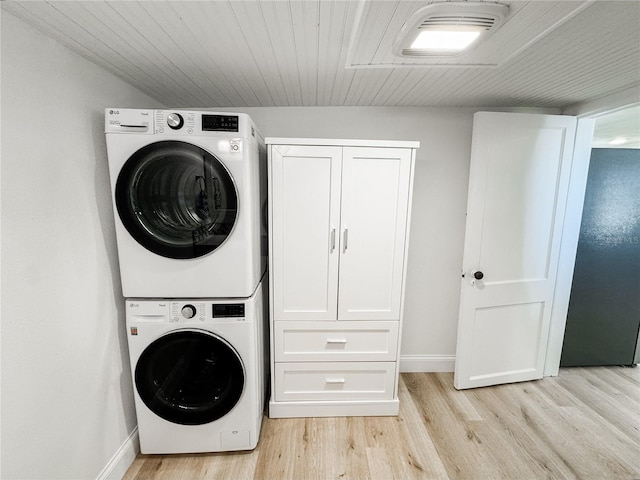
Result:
[135, 331, 245, 425]
[116, 141, 238, 259]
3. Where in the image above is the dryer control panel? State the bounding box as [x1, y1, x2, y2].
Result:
[202, 114, 239, 132]
[155, 110, 196, 134]
[106, 108, 261, 140]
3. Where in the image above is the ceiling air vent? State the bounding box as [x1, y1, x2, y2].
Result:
[394, 3, 509, 57]
[419, 16, 497, 29]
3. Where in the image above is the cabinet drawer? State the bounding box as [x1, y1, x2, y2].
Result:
[274, 321, 399, 362]
[274, 362, 396, 402]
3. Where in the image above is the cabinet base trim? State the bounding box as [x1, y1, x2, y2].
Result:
[400, 354, 455, 372]
[268, 399, 399, 418]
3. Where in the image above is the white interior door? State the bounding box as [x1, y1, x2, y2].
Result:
[454, 112, 577, 390]
[270, 145, 342, 321]
[338, 147, 412, 321]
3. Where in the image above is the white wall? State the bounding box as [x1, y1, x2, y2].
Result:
[212, 107, 476, 370]
[1, 12, 162, 479]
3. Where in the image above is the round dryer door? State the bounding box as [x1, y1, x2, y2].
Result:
[115, 140, 238, 259]
[135, 330, 245, 425]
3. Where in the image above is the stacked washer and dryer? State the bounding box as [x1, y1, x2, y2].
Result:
[105, 109, 268, 454]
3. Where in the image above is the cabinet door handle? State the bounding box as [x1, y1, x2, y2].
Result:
[325, 378, 346, 384]
[326, 338, 347, 344]
[330, 226, 336, 253]
[343, 227, 349, 252]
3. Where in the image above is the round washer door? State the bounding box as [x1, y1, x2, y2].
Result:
[135, 330, 245, 425]
[115, 140, 238, 259]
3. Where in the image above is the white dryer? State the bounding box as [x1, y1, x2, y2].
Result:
[126, 279, 267, 454]
[105, 108, 266, 298]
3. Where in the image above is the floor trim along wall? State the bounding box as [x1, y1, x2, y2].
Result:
[96, 427, 140, 480]
[400, 354, 456, 372]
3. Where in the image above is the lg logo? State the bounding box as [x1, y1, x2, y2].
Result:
[109, 109, 120, 115]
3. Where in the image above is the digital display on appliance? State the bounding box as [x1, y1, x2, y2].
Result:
[213, 304, 245, 318]
[202, 115, 239, 132]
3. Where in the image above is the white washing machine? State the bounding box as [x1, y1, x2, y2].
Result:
[105, 108, 266, 298]
[126, 278, 268, 454]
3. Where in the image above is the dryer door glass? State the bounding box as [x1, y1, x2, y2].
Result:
[115, 140, 238, 259]
[135, 331, 245, 425]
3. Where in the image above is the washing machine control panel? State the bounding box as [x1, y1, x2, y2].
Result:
[171, 302, 205, 323]
[166, 302, 246, 322]
[212, 304, 245, 318]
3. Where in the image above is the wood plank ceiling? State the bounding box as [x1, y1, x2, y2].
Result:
[3, 0, 639, 109]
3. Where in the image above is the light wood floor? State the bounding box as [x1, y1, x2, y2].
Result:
[123, 367, 640, 480]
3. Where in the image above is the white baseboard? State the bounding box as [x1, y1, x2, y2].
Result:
[96, 427, 139, 480]
[269, 399, 399, 418]
[400, 354, 455, 372]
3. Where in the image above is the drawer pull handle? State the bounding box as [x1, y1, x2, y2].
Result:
[325, 378, 346, 384]
[326, 338, 347, 344]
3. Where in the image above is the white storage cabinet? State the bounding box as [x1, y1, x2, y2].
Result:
[267, 138, 418, 418]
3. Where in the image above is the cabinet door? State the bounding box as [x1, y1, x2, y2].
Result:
[338, 147, 412, 321]
[270, 145, 342, 321]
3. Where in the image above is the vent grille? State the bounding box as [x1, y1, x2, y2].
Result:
[394, 2, 510, 58]
[419, 15, 497, 30]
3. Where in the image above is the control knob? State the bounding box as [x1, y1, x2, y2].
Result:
[167, 113, 184, 130]
[181, 304, 197, 319]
